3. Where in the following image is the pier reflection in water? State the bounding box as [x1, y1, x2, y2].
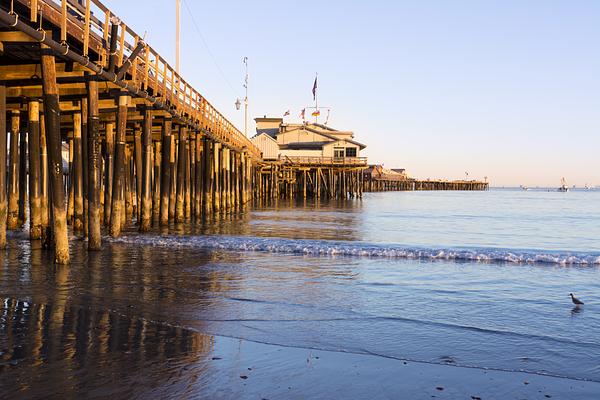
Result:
[0, 201, 362, 398]
[0, 240, 225, 399]
[0, 298, 213, 399]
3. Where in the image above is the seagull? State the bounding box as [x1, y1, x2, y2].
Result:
[570, 293, 584, 306]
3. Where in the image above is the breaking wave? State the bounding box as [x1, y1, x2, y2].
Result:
[108, 234, 600, 266]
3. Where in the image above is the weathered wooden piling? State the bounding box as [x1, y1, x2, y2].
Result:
[152, 140, 161, 221]
[18, 117, 27, 226]
[159, 118, 172, 226]
[40, 114, 50, 242]
[0, 85, 6, 249]
[194, 134, 203, 219]
[81, 98, 89, 237]
[27, 100, 43, 240]
[110, 91, 129, 238]
[87, 78, 102, 250]
[203, 139, 213, 215]
[40, 45, 69, 264]
[134, 126, 143, 221]
[175, 126, 187, 222]
[168, 133, 177, 219]
[8, 111, 20, 230]
[73, 112, 84, 231]
[140, 109, 153, 231]
[104, 123, 115, 225]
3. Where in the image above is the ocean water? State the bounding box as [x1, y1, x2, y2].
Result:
[1, 188, 600, 397]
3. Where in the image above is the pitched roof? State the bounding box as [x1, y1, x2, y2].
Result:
[303, 127, 367, 149]
[251, 132, 278, 143]
[280, 141, 330, 150]
[253, 129, 278, 139]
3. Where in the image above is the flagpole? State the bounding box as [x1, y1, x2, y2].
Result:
[315, 72, 318, 124]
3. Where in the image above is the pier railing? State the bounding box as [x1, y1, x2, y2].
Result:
[281, 156, 368, 166]
[7, 0, 259, 158]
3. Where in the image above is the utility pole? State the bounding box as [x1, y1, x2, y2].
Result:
[243, 57, 248, 137]
[175, 0, 181, 73]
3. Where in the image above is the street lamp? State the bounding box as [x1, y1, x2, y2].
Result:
[234, 57, 249, 136]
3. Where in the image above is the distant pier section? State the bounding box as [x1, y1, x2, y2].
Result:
[363, 165, 489, 192]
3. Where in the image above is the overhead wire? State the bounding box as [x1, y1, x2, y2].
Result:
[181, 0, 238, 95]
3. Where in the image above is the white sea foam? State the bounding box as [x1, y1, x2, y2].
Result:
[108, 234, 600, 266]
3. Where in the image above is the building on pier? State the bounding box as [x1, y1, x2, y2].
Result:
[253, 117, 367, 164]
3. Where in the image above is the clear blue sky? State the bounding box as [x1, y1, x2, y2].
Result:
[105, 0, 600, 187]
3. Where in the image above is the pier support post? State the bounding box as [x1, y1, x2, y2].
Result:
[153, 141, 161, 221]
[134, 126, 142, 221]
[40, 115, 49, 242]
[140, 109, 153, 231]
[213, 143, 221, 213]
[110, 91, 129, 237]
[73, 112, 84, 231]
[168, 133, 177, 219]
[87, 78, 101, 250]
[203, 139, 213, 216]
[27, 99, 42, 240]
[18, 118, 27, 226]
[175, 126, 187, 222]
[194, 133, 203, 219]
[159, 118, 172, 226]
[185, 137, 192, 219]
[81, 98, 89, 237]
[104, 123, 114, 225]
[8, 111, 20, 229]
[40, 45, 69, 264]
[0, 85, 6, 249]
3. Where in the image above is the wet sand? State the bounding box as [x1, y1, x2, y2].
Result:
[2, 301, 598, 400]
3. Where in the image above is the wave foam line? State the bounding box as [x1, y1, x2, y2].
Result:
[108, 234, 600, 266]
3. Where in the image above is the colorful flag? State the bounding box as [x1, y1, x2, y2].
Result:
[312, 75, 318, 100]
[311, 110, 321, 117]
[283, 110, 290, 116]
[300, 108, 306, 120]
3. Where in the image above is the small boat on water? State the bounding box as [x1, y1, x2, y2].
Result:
[558, 178, 569, 192]
[520, 185, 529, 191]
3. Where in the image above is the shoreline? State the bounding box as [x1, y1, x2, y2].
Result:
[2, 311, 598, 399]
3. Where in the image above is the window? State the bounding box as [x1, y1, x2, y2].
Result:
[345, 147, 357, 157]
[334, 148, 345, 158]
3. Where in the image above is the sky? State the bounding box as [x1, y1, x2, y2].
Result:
[104, 0, 600, 187]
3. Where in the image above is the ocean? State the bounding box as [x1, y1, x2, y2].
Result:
[1, 188, 599, 398]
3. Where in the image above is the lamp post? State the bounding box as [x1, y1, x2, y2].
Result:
[235, 57, 249, 137]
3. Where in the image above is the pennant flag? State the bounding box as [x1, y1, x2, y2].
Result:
[283, 110, 290, 116]
[300, 108, 306, 120]
[311, 110, 321, 117]
[312, 75, 318, 100]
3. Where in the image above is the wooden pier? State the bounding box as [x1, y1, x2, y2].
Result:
[362, 165, 489, 192]
[253, 156, 367, 201]
[363, 178, 489, 192]
[0, 0, 261, 263]
[0, 0, 489, 265]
